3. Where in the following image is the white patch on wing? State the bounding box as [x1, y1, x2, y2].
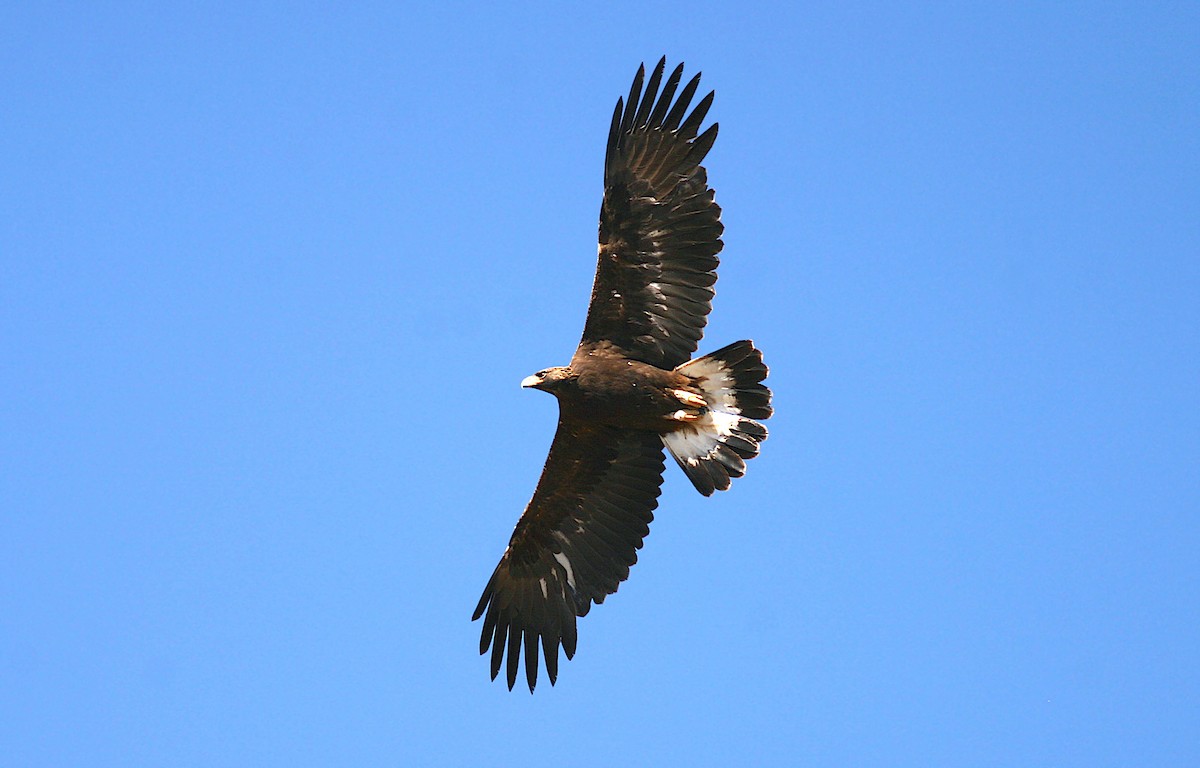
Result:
[645, 281, 672, 341]
[538, 578, 548, 599]
[552, 551, 576, 591]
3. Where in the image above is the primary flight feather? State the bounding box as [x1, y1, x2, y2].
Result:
[473, 58, 773, 692]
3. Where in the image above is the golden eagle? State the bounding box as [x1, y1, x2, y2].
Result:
[473, 58, 773, 692]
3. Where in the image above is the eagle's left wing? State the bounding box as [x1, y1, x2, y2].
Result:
[577, 58, 723, 369]
[473, 422, 664, 692]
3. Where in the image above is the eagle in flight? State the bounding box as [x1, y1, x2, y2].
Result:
[473, 58, 773, 692]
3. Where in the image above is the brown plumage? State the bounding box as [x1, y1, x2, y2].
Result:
[473, 58, 773, 692]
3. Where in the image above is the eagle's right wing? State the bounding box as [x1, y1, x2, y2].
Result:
[472, 422, 664, 692]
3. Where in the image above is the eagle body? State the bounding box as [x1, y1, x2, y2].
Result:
[527, 347, 699, 432]
[473, 59, 773, 692]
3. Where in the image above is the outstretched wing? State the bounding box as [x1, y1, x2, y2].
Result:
[472, 422, 665, 692]
[578, 57, 724, 369]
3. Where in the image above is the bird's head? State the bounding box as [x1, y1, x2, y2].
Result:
[521, 366, 572, 393]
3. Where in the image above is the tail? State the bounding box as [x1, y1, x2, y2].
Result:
[661, 340, 773, 496]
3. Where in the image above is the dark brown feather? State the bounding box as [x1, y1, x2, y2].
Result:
[581, 57, 723, 368]
[472, 422, 665, 691]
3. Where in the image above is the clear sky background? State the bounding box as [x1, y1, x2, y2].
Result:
[2, 3, 1197, 766]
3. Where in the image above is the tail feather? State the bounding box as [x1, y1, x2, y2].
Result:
[661, 340, 772, 496]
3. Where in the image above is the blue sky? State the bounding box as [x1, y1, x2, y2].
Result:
[2, 3, 1197, 765]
